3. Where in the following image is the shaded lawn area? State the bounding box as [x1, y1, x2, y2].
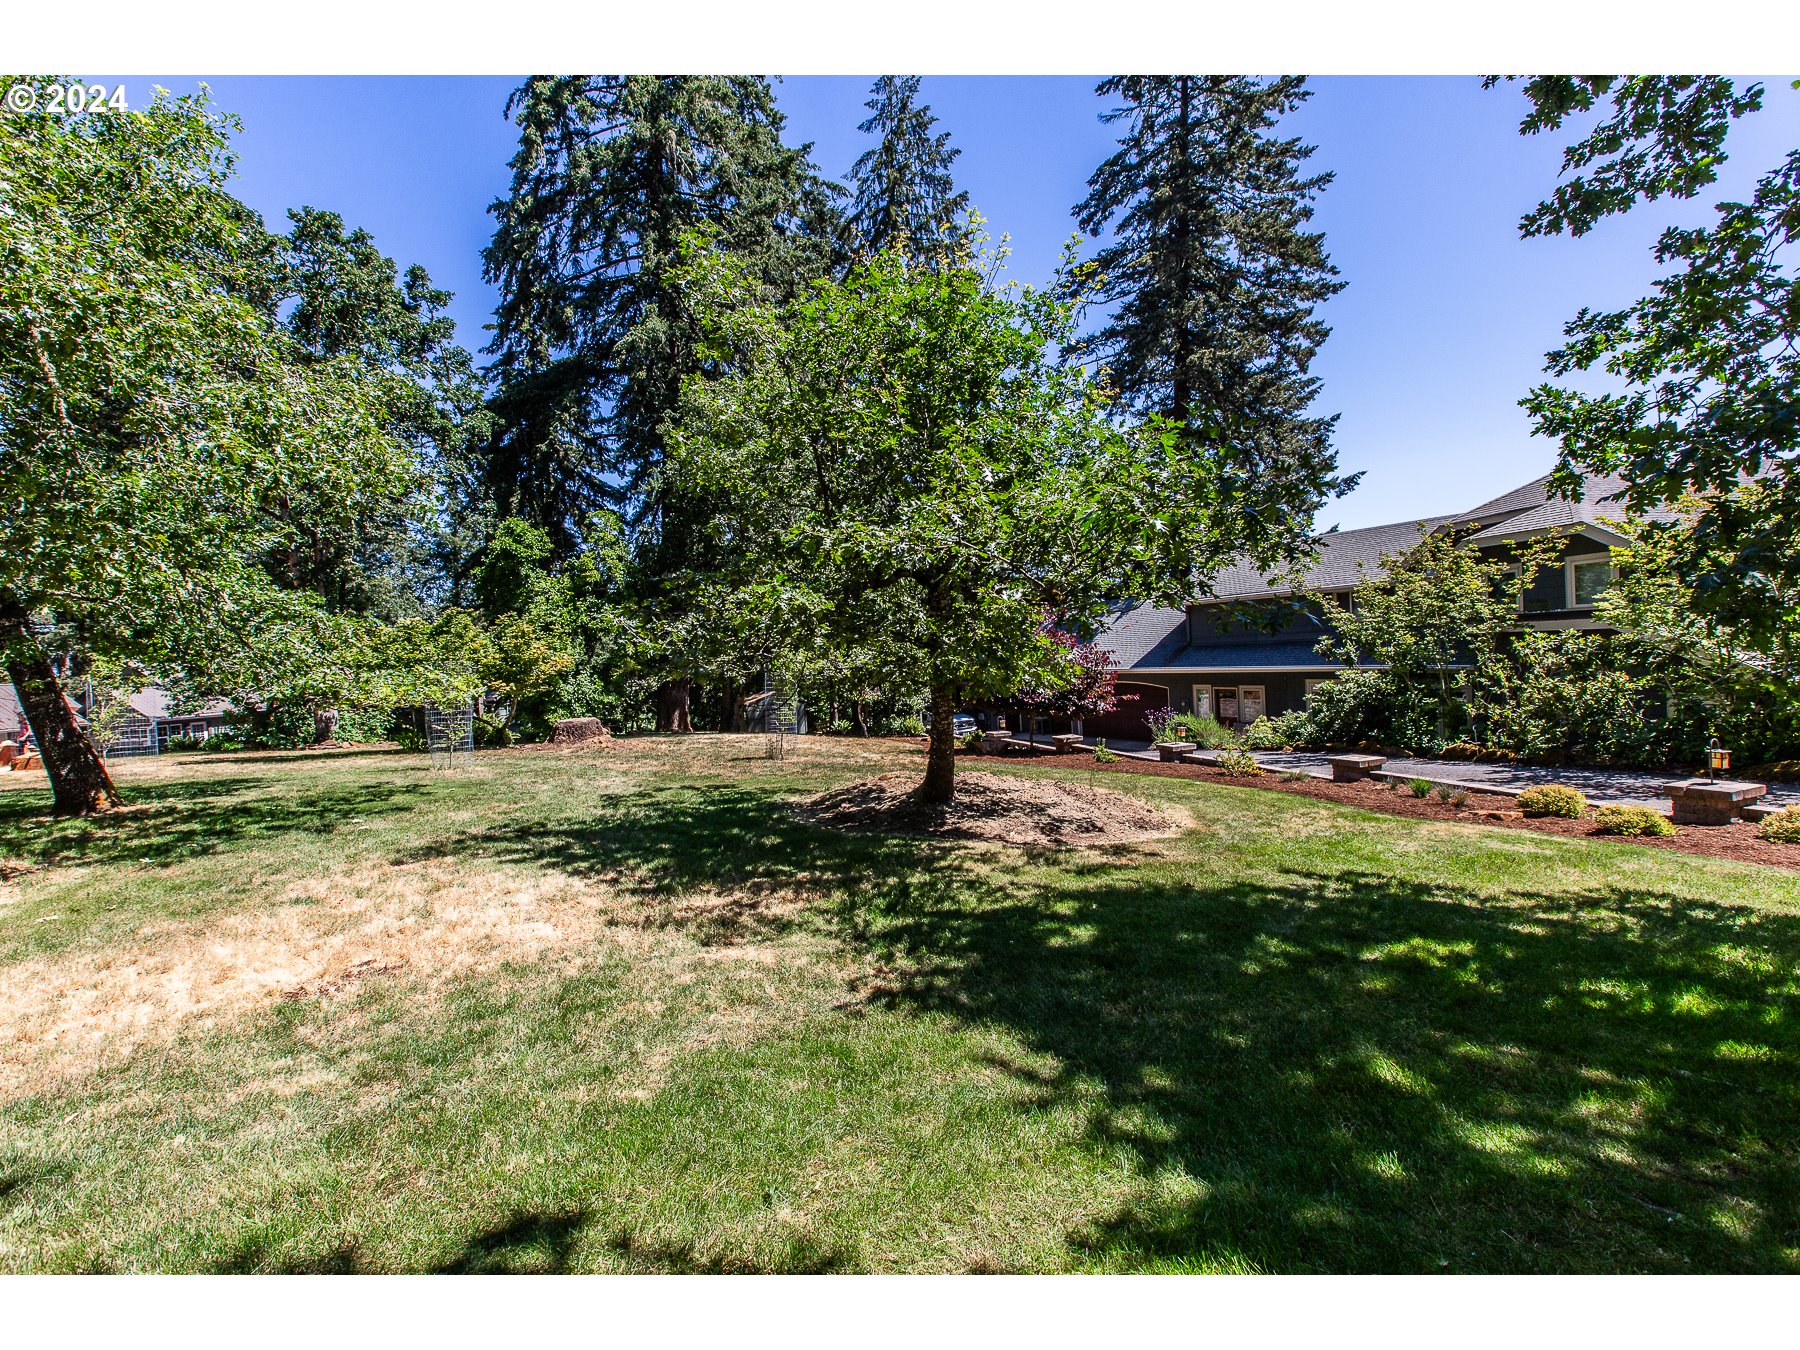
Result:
[1, 738, 1797, 1272]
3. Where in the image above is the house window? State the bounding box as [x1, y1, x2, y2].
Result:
[1569, 557, 1612, 608]
[1192, 684, 1212, 719]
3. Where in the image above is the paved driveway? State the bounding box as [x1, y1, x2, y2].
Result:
[1102, 741, 1799, 812]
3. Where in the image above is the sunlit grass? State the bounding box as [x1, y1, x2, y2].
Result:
[2, 736, 1799, 1272]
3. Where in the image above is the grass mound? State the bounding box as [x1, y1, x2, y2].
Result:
[799, 770, 1178, 847]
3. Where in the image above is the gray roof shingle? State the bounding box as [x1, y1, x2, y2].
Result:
[1090, 467, 1680, 670]
[1093, 602, 1190, 669]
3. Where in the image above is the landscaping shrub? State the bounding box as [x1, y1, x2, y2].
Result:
[1214, 748, 1263, 777]
[1593, 804, 1675, 837]
[1302, 670, 1435, 751]
[1518, 784, 1587, 818]
[1280, 770, 1311, 783]
[1479, 631, 1665, 766]
[1093, 739, 1118, 764]
[1760, 809, 1800, 845]
[1409, 778, 1432, 798]
[392, 725, 425, 753]
[333, 706, 397, 744]
[1150, 708, 1236, 748]
[895, 715, 927, 738]
[1443, 788, 1470, 808]
[1242, 712, 1312, 751]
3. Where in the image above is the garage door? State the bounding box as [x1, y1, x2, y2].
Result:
[1081, 682, 1170, 741]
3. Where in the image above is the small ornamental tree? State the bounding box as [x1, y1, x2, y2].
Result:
[1016, 630, 1118, 743]
[1314, 528, 1555, 745]
[670, 232, 1332, 802]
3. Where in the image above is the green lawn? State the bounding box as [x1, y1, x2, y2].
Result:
[2, 736, 1797, 1273]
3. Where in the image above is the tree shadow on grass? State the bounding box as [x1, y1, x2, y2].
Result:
[419, 779, 1800, 1272]
[211, 1207, 850, 1274]
[0, 775, 421, 872]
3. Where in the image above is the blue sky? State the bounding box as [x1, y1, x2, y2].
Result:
[129, 74, 1797, 531]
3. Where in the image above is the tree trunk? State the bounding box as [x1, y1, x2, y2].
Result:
[853, 701, 869, 738]
[917, 685, 957, 803]
[717, 678, 740, 734]
[655, 677, 692, 733]
[0, 595, 119, 816]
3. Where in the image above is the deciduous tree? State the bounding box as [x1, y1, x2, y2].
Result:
[1496, 75, 1797, 647]
[671, 234, 1321, 801]
[0, 82, 414, 813]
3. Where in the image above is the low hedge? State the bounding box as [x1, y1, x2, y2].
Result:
[1760, 809, 1800, 845]
[1592, 804, 1675, 837]
[1518, 784, 1587, 819]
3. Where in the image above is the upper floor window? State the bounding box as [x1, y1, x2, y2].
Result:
[1570, 557, 1612, 608]
[1510, 553, 1615, 613]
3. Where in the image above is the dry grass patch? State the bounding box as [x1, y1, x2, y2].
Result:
[0, 858, 642, 1101]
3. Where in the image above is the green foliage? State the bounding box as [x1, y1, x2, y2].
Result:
[848, 76, 969, 262]
[1760, 809, 1800, 845]
[895, 716, 928, 738]
[1301, 670, 1430, 751]
[1479, 630, 1664, 766]
[1591, 514, 1800, 765]
[1214, 748, 1263, 777]
[1409, 778, 1433, 798]
[1092, 739, 1118, 764]
[1066, 76, 1353, 530]
[670, 230, 1316, 796]
[1317, 527, 1555, 747]
[1440, 788, 1471, 808]
[1593, 804, 1676, 837]
[1151, 710, 1236, 748]
[1518, 785, 1588, 819]
[1241, 714, 1306, 751]
[1500, 76, 1797, 647]
[0, 82, 434, 809]
[482, 75, 835, 551]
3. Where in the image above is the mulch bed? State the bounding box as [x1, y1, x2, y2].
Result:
[946, 746, 1800, 872]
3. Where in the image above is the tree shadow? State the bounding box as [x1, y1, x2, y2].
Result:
[0, 775, 421, 871]
[417, 781, 1800, 1272]
[209, 1207, 850, 1274]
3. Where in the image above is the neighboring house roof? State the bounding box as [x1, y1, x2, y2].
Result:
[1204, 515, 1461, 602]
[124, 688, 234, 722]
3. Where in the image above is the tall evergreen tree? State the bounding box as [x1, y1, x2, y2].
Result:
[846, 76, 970, 261]
[481, 75, 835, 728]
[1066, 76, 1354, 538]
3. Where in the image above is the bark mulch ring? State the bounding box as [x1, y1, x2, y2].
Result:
[798, 769, 1183, 848]
[1065, 754, 1800, 872]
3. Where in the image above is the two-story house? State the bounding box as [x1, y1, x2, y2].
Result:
[1073, 469, 1675, 742]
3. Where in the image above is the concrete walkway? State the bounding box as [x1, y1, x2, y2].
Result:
[1100, 740, 1799, 812]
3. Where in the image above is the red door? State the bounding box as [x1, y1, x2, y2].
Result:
[1081, 682, 1170, 741]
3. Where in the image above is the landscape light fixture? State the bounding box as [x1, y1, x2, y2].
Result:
[1707, 736, 1730, 783]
